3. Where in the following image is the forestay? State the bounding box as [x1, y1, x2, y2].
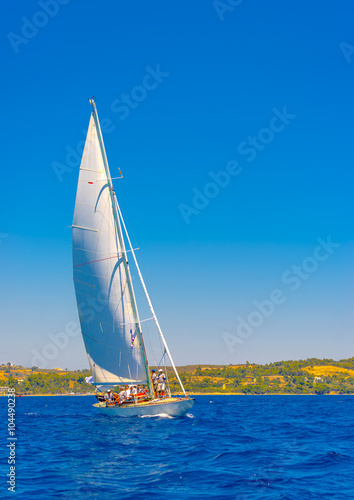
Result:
[72, 114, 147, 387]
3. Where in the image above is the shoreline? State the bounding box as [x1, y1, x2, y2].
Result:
[186, 392, 354, 396]
[4, 392, 354, 397]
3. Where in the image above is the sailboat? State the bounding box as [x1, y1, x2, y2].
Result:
[72, 97, 194, 417]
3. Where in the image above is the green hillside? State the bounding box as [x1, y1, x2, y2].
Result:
[165, 358, 354, 395]
[1, 358, 354, 395]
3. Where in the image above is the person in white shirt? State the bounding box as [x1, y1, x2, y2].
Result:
[104, 390, 114, 402]
[151, 369, 158, 397]
[118, 388, 126, 404]
[157, 369, 166, 398]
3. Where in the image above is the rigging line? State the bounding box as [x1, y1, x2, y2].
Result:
[110, 248, 140, 254]
[118, 203, 153, 295]
[90, 100, 152, 396]
[156, 324, 165, 369]
[114, 204, 151, 391]
[119, 317, 154, 326]
[117, 209, 163, 381]
[157, 349, 167, 369]
[73, 255, 119, 268]
[116, 200, 187, 397]
[144, 322, 159, 369]
[82, 331, 100, 343]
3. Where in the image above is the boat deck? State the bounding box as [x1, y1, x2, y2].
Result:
[94, 396, 190, 409]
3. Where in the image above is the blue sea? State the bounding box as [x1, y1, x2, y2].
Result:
[1, 395, 354, 499]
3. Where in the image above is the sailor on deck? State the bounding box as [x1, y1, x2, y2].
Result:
[151, 369, 158, 397]
[104, 390, 114, 402]
[125, 385, 132, 400]
[118, 388, 126, 404]
[157, 369, 166, 398]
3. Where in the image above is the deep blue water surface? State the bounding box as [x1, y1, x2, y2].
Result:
[1, 395, 354, 499]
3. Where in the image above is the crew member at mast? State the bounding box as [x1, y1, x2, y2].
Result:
[157, 369, 166, 398]
[151, 369, 158, 398]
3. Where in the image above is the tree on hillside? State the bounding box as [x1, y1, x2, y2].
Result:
[7, 376, 18, 388]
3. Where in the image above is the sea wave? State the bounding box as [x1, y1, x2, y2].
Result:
[1, 395, 354, 499]
[138, 412, 174, 419]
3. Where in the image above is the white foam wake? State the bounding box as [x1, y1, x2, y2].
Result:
[139, 413, 174, 419]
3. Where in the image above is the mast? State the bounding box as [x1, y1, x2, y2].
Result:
[88, 97, 153, 396]
[116, 202, 188, 397]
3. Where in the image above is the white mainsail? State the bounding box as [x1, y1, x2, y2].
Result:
[72, 111, 147, 387]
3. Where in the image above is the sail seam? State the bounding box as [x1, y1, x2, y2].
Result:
[73, 255, 119, 268]
[72, 225, 98, 232]
[80, 168, 103, 173]
[73, 278, 95, 288]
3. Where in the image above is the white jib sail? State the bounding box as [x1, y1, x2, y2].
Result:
[72, 114, 147, 386]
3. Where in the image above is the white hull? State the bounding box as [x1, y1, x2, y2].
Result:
[94, 397, 194, 417]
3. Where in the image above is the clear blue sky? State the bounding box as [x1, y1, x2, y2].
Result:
[1, 0, 353, 369]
